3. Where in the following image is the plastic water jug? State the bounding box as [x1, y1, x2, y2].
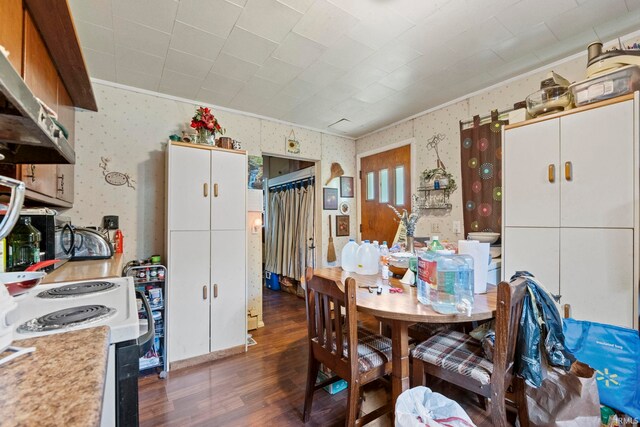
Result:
[341, 239, 359, 273]
[417, 251, 437, 305]
[356, 240, 378, 275]
[455, 254, 474, 316]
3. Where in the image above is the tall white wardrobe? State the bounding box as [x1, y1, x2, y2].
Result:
[166, 142, 247, 368]
[502, 93, 639, 330]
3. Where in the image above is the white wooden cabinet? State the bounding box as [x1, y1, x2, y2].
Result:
[503, 96, 638, 329]
[167, 143, 248, 367]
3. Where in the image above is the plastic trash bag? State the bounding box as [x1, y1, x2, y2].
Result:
[512, 271, 574, 387]
[395, 386, 476, 427]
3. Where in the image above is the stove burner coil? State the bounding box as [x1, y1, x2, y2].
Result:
[17, 305, 116, 332]
[37, 281, 119, 298]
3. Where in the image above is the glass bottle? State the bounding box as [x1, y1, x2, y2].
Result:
[7, 217, 41, 271]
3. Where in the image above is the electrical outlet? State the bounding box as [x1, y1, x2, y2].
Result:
[453, 220, 461, 234]
[103, 215, 119, 230]
[431, 222, 440, 233]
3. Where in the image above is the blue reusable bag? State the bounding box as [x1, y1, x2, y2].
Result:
[563, 318, 640, 419]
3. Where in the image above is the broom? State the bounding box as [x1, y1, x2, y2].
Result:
[327, 215, 336, 262]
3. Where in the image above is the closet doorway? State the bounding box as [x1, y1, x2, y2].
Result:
[263, 155, 318, 298]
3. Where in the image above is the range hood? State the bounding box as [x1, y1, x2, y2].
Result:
[0, 51, 75, 164]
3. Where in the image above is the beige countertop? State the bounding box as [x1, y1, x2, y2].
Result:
[0, 326, 110, 427]
[42, 253, 124, 284]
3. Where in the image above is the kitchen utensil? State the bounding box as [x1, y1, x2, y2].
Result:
[2, 271, 47, 296]
[467, 232, 500, 244]
[25, 259, 59, 271]
[325, 162, 344, 185]
[327, 215, 336, 262]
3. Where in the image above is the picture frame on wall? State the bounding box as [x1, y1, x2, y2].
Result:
[336, 215, 350, 237]
[340, 176, 354, 198]
[323, 187, 338, 210]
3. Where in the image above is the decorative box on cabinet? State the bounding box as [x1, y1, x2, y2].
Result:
[502, 94, 639, 329]
[166, 142, 248, 369]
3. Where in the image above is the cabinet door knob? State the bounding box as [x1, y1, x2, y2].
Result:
[213, 183, 219, 197]
[203, 183, 209, 197]
[203, 285, 208, 300]
[548, 164, 555, 183]
[57, 174, 65, 193]
[564, 161, 572, 181]
[563, 303, 571, 318]
[25, 165, 36, 183]
[213, 283, 218, 298]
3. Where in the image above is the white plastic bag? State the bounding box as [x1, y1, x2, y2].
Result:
[395, 386, 476, 427]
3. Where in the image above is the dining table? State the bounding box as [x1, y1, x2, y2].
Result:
[312, 267, 498, 410]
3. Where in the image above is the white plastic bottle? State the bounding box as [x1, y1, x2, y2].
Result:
[379, 241, 389, 269]
[356, 240, 378, 275]
[372, 240, 381, 271]
[341, 239, 359, 273]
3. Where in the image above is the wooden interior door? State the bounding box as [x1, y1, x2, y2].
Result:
[360, 145, 410, 244]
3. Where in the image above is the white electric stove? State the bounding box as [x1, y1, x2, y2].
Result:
[14, 276, 142, 427]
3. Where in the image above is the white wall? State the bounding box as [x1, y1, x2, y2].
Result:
[68, 82, 356, 326]
[356, 34, 638, 243]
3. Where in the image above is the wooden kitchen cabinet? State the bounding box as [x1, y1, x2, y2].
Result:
[166, 142, 248, 368]
[55, 84, 75, 203]
[502, 95, 639, 329]
[0, 0, 24, 75]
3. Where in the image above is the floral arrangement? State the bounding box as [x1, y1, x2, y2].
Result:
[191, 106, 224, 135]
[422, 167, 457, 195]
[388, 203, 421, 237]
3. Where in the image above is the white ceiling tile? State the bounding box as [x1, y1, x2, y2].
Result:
[446, 17, 513, 53]
[363, 43, 422, 73]
[83, 48, 116, 81]
[325, 0, 387, 20]
[115, 45, 166, 77]
[255, 57, 303, 85]
[202, 72, 245, 98]
[176, 0, 243, 39]
[594, 8, 640, 39]
[221, 27, 278, 66]
[272, 32, 326, 68]
[277, 0, 314, 14]
[196, 88, 237, 106]
[627, 0, 640, 11]
[227, 0, 248, 6]
[113, 17, 171, 57]
[337, 64, 387, 90]
[68, 0, 113, 29]
[547, 0, 628, 40]
[164, 49, 214, 79]
[353, 83, 397, 104]
[279, 78, 322, 99]
[347, 9, 414, 51]
[113, 0, 178, 33]
[320, 36, 375, 70]
[378, 66, 424, 91]
[292, 0, 359, 47]
[236, 76, 283, 99]
[449, 49, 506, 77]
[388, 0, 445, 24]
[170, 22, 226, 61]
[211, 53, 260, 82]
[404, 48, 457, 77]
[319, 81, 359, 103]
[534, 28, 598, 62]
[229, 91, 269, 112]
[487, 53, 541, 81]
[236, 0, 303, 43]
[75, 20, 115, 55]
[332, 98, 367, 117]
[159, 69, 204, 100]
[297, 61, 346, 87]
[116, 67, 161, 91]
[493, 23, 558, 62]
[267, 93, 306, 112]
[495, 0, 578, 36]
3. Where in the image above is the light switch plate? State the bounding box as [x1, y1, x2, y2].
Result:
[453, 220, 461, 234]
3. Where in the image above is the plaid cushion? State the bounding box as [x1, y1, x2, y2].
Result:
[412, 330, 493, 385]
[409, 322, 454, 340]
[313, 326, 392, 373]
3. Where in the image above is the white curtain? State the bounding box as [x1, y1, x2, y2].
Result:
[265, 180, 314, 281]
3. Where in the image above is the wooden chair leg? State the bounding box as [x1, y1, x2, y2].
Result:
[303, 357, 320, 422]
[411, 359, 425, 388]
[345, 381, 360, 427]
[514, 377, 530, 427]
[489, 387, 508, 427]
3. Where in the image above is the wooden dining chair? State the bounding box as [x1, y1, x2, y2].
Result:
[303, 268, 393, 426]
[411, 278, 529, 427]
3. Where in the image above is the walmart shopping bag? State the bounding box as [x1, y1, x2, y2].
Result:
[563, 318, 640, 419]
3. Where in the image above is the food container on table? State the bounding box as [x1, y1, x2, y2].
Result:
[569, 65, 640, 106]
[526, 86, 572, 117]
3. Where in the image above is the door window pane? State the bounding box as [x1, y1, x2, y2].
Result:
[395, 166, 405, 205]
[366, 172, 375, 200]
[379, 169, 389, 203]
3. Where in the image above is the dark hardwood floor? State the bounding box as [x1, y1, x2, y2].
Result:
[139, 289, 493, 426]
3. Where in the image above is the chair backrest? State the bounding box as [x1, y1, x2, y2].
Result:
[492, 277, 528, 383]
[304, 267, 359, 378]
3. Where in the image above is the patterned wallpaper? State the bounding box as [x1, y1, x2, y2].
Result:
[69, 83, 356, 327]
